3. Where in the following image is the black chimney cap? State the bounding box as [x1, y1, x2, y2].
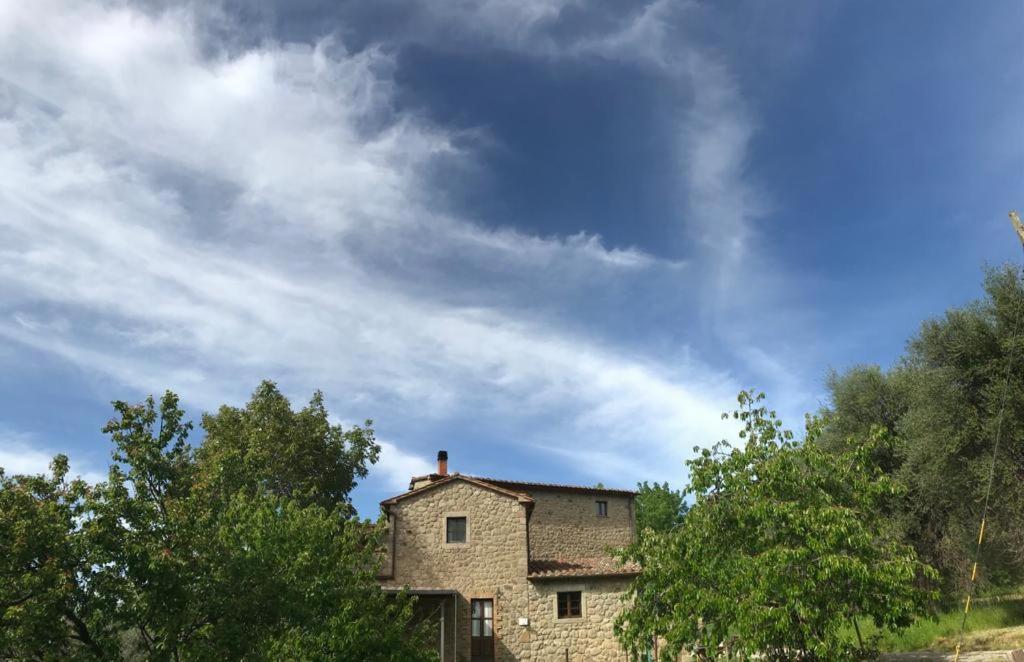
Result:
[437, 450, 448, 461]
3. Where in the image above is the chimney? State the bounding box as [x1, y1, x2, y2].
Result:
[437, 450, 448, 476]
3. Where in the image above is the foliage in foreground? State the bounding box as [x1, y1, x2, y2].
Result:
[616, 391, 938, 661]
[0, 381, 436, 661]
[820, 266, 1024, 594]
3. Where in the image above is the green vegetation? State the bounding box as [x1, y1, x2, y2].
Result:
[616, 392, 937, 661]
[6, 267, 1024, 660]
[842, 597, 1024, 652]
[820, 266, 1024, 595]
[0, 382, 435, 661]
[634, 480, 687, 535]
[617, 267, 1024, 660]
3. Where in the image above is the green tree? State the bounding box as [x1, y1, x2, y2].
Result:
[0, 382, 435, 661]
[0, 456, 118, 659]
[198, 381, 379, 514]
[818, 365, 906, 474]
[616, 391, 937, 661]
[634, 481, 687, 535]
[822, 266, 1024, 592]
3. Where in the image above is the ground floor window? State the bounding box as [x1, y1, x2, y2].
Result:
[470, 599, 494, 660]
[556, 590, 582, 619]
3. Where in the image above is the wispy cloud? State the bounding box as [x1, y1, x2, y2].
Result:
[567, 1, 767, 293]
[0, 0, 746, 495]
[679, 52, 764, 293]
[568, 0, 687, 68]
[409, 0, 770, 296]
[544, 1, 796, 400]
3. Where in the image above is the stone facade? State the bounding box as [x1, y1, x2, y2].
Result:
[380, 468, 637, 662]
[384, 480, 531, 662]
[525, 490, 634, 560]
[526, 578, 632, 662]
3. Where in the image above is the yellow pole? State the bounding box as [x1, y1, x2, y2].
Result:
[953, 212, 1023, 662]
[1011, 211, 1024, 247]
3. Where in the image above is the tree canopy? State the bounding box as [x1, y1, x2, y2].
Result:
[198, 382, 379, 514]
[820, 266, 1024, 592]
[634, 481, 687, 535]
[616, 391, 936, 661]
[0, 381, 435, 661]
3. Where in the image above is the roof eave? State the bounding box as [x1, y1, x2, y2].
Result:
[527, 571, 641, 582]
[469, 477, 637, 497]
[380, 473, 536, 508]
[380, 587, 459, 596]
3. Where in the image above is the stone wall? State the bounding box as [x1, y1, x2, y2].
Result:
[386, 480, 531, 661]
[524, 577, 632, 662]
[382, 478, 636, 661]
[526, 490, 635, 559]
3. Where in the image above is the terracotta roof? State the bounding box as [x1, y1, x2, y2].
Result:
[380, 586, 458, 595]
[381, 473, 535, 507]
[407, 473, 444, 490]
[527, 557, 641, 580]
[467, 476, 637, 497]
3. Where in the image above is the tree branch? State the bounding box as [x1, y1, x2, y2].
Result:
[1, 592, 35, 610]
[64, 609, 104, 659]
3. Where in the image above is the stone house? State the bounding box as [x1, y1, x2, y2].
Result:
[378, 450, 639, 661]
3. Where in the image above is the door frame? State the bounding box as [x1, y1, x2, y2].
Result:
[469, 596, 496, 661]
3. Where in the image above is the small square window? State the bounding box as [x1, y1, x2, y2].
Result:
[446, 516, 467, 543]
[596, 500, 608, 517]
[557, 591, 582, 619]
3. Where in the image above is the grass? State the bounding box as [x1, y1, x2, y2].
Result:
[842, 598, 1024, 652]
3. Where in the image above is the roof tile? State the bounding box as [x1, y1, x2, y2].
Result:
[527, 556, 641, 580]
[468, 476, 636, 497]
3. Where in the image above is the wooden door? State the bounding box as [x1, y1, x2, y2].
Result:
[470, 598, 494, 661]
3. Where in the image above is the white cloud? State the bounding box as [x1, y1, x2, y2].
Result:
[0, 429, 106, 484]
[0, 0, 763, 495]
[0, 432, 55, 476]
[679, 52, 765, 294]
[375, 441, 434, 493]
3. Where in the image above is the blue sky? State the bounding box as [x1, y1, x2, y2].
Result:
[0, 0, 1021, 518]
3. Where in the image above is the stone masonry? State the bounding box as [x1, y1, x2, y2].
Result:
[379, 454, 638, 662]
[524, 490, 634, 559]
[526, 578, 632, 662]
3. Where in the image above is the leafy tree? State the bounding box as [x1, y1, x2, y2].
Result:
[822, 266, 1024, 592]
[0, 456, 118, 659]
[634, 481, 687, 535]
[818, 365, 906, 474]
[0, 382, 435, 660]
[616, 391, 937, 661]
[198, 381, 379, 514]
